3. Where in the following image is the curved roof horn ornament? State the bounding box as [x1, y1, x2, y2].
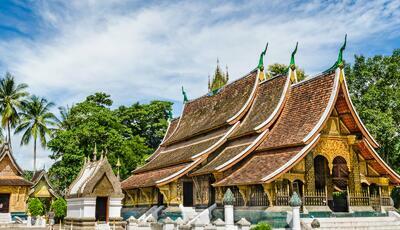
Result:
[289, 42, 299, 83]
[257, 43, 268, 81]
[325, 34, 347, 73]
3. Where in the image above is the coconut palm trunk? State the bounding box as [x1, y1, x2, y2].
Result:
[33, 137, 37, 172]
[7, 122, 11, 146]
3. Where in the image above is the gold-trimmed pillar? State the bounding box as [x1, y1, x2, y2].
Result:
[305, 152, 316, 193]
[262, 183, 274, 207]
[348, 135, 361, 193]
[238, 185, 251, 207]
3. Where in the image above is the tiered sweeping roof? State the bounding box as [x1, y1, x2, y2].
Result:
[122, 56, 400, 190]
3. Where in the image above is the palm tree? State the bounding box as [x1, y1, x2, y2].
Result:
[0, 72, 29, 146]
[55, 105, 72, 130]
[15, 95, 57, 171]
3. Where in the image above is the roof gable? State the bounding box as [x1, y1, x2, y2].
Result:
[68, 157, 123, 198]
[0, 143, 24, 176]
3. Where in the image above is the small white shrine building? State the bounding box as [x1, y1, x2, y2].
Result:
[65, 153, 124, 229]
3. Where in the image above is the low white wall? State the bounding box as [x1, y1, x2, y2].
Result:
[66, 197, 96, 218]
[109, 197, 123, 218]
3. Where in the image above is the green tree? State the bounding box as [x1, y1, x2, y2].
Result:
[48, 93, 170, 191]
[0, 72, 29, 145]
[267, 63, 306, 81]
[28, 198, 44, 216]
[116, 100, 173, 149]
[86, 92, 113, 107]
[15, 96, 57, 171]
[56, 105, 72, 130]
[51, 198, 67, 220]
[345, 49, 400, 172]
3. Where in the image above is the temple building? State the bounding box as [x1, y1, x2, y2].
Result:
[29, 169, 59, 210]
[121, 39, 400, 216]
[65, 151, 124, 229]
[0, 143, 32, 221]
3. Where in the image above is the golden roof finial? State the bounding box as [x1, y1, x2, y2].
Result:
[116, 157, 121, 179]
[93, 143, 97, 161]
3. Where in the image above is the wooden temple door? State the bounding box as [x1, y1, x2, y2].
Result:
[331, 156, 349, 212]
[0, 194, 10, 213]
[95, 197, 108, 222]
[183, 181, 194, 206]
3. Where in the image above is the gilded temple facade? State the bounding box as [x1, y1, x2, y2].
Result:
[0, 143, 32, 217]
[122, 43, 399, 214]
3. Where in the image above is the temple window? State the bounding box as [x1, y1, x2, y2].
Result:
[249, 185, 269, 206]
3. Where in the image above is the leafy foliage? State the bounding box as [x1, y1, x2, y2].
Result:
[15, 96, 57, 171]
[0, 72, 29, 144]
[345, 49, 400, 171]
[267, 63, 306, 81]
[48, 93, 172, 192]
[251, 222, 272, 230]
[116, 100, 172, 149]
[51, 198, 67, 219]
[28, 198, 44, 216]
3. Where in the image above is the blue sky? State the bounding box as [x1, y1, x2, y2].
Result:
[0, 0, 399, 170]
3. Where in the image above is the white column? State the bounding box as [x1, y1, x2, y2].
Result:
[224, 205, 235, 230]
[292, 206, 301, 230]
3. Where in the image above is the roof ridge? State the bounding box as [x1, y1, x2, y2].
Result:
[291, 70, 335, 88]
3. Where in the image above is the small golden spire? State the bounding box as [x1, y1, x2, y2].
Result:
[100, 150, 104, 160]
[116, 158, 121, 179]
[93, 143, 97, 161]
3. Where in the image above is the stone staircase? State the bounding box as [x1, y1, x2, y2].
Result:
[95, 223, 111, 230]
[301, 215, 400, 229]
[0, 213, 11, 223]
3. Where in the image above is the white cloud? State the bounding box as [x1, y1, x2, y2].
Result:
[0, 0, 399, 170]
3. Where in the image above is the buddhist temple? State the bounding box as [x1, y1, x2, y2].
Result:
[29, 169, 58, 210]
[0, 143, 32, 221]
[65, 151, 124, 229]
[121, 39, 400, 218]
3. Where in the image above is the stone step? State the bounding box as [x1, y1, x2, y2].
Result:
[0, 213, 11, 223]
[303, 216, 400, 230]
[321, 226, 400, 230]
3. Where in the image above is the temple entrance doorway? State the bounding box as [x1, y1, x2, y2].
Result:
[331, 156, 349, 212]
[0, 194, 10, 213]
[95, 197, 108, 222]
[209, 177, 216, 206]
[183, 181, 194, 206]
[314, 155, 329, 191]
[157, 189, 164, 206]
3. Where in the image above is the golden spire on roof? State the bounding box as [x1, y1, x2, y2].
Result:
[93, 143, 97, 161]
[116, 157, 121, 179]
[208, 58, 229, 93]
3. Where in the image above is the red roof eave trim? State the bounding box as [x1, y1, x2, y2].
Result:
[341, 73, 380, 148]
[362, 139, 400, 184]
